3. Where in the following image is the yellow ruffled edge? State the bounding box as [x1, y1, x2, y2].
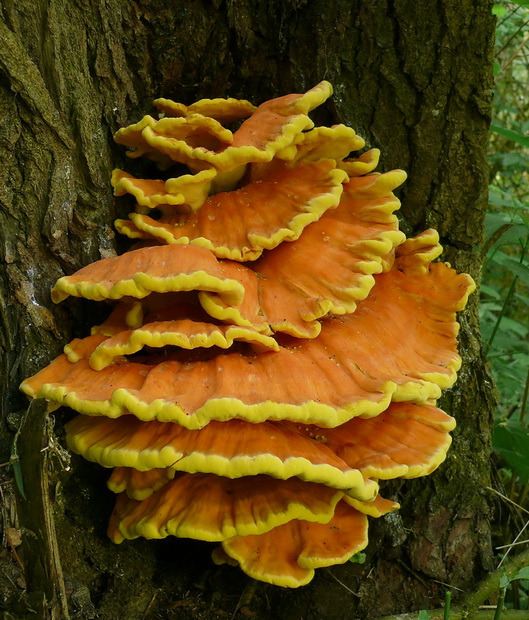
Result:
[115, 113, 234, 148]
[216, 503, 369, 587]
[66, 399, 454, 492]
[158, 113, 235, 142]
[297, 526, 369, 572]
[198, 290, 274, 335]
[65, 424, 379, 501]
[113, 115, 156, 147]
[164, 167, 217, 210]
[404, 433, 453, 478]
[111, 170, 183, 207]
[107, 467, 176, 500]
[111, 167, 217, 211]
[212, 546, 239, 567]
[389, 402, 456, 432]
[286, 81, 334, 115]
[109, 486, 344, 543]
[195, 169, 407, 335]
[395, 228, 476, 309]
[339, 149, 381, 177]
[355, 433, 453, 481]
[350, 169, 407, 197]
[91, 300, 144, 336]
[277, 125, 366, 164]
[395, 229, 443, 275]
[344, 494, 400, 518]
[140, 114, 313, 172]
[124, 166, 348, 262]
[24, 262, 463, 430]
[114, 218, 145, 240]
[51, 270, 245, 307]
[89, 323, 280, 371]
[198, 231, 406, 338]
[64, 333, 109, 363]
[304, 232, 407, 313]
[153, 96, 256, 122]
[123, 84, 333, 173]
[31, 374, 447, 430]
[113, 116, 231, 170]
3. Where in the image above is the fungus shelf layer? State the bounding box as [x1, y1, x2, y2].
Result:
[21, 82, 475, 588]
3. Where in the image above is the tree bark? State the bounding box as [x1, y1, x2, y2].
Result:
[0, 1, 496, 617]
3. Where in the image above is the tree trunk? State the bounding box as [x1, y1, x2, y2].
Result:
[0, 1, 496, 617]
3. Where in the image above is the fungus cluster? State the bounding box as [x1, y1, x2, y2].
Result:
[21, 82, 475, 587]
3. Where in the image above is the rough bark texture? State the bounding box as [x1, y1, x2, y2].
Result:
[1, 1, 496, 618]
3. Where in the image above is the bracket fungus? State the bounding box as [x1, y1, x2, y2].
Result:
[21, 82, 476, 588]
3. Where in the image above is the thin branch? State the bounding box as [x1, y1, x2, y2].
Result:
[498, 34, 529, 76]
[375, 547, 529, 620]
[497, 17, 529, 57]
[498, 520, 529, 569]
[487, 486, 529, 516]
[496, 539, 529, 550]
[460, 547, 529, 612]
[324, 568, 361, 597]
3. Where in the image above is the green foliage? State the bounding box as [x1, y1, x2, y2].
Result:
[494, 419, 529, 483]
[489, 1, 529, 196]
[484, 0, 529, 460]
[498, 566, 529, 613]
[484, 2, 529, 612]
[491, 122, 529, 148]
[512, 566, 529, 581]
[481, 190, 529, 415]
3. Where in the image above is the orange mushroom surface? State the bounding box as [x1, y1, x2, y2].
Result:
[21, 82, 475, 587]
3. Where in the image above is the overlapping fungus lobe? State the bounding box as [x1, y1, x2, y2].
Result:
[20, 82, 475, 587]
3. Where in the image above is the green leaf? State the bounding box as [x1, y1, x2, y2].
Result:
[493, 60, 501, 76]
[348, 551, 366, 564]
[492, 5, 507, 16]
[494, 419, 529, 483]
[488, 186, 529, 213]
[492, 358, 529, 407]
[500, 575, 511, 589]
[491, 123, 529, 148]
[500, 316, 529, 338]
[12, 458, 26, 500]
[501, 365, 529, 386]
[496, 152, 529, 169]
[512, 566, 529, 581]
[488, 186, 516, 210]
[418, 611, 430, 620]
[488, 330, 524, 354]
[483, 220, 528, 255]
[499, 225, 529, 246]
[491, 253, 529, 285]
[515, 292, 529, 306]
[480, 284, 501, 299]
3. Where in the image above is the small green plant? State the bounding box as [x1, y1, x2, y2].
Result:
[483, 0, 529, 614]
[498, 566, 529, 617]
[486, 3, 529, 478]
[482, 197, 529, 473]
[347, 551, 366, 564]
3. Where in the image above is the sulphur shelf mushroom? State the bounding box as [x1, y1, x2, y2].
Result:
[21, 82, 475, 588]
